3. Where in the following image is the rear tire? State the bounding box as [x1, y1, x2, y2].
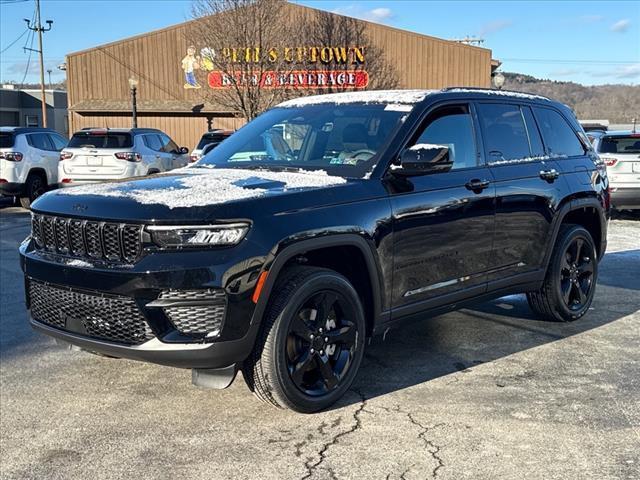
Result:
[527, 225, 598, 322]
[20, 172, 47, 209]
[242, 267, 366, 412]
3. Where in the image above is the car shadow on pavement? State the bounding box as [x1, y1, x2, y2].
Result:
[338, 246, 640, 410]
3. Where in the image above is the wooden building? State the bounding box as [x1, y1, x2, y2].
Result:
[66, 2, 497, 149]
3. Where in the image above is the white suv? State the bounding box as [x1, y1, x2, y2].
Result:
[59, 128, 188, 187]
[594, 131, 640, 210]
[0, 127, 68, 208]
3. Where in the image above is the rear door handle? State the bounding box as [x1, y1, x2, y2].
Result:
[539, 169, 560, 182]
[465, 178, 491, 192]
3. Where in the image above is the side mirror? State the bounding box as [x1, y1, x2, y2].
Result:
[394, 144, 453, 176]
[179, 146, 189, 155]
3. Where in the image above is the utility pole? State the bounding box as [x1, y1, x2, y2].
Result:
[25, 0, 52, 127]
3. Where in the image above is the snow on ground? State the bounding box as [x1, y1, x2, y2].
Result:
[55, 168, 347, 209]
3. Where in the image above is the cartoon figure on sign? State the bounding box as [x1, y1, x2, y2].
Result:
[181, 46, 201, 89]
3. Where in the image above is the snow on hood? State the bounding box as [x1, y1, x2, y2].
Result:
[277, 90, 435, 108]
[56, 168, 348, 209]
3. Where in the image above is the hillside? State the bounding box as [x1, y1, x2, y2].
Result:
[503, 73, 639, 123]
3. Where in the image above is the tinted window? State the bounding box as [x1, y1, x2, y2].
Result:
[68, 132, 133, 148]
[143, 134, 163, 151]
[478, 103, 531, 162]
[0, 133, 15, 148]
[414, 104, 477, 170]
[196, 133, 229, 150]
[521, 107, 545, 156]
[598, 135, 640, 154]
[28, 133, 54, 151]
[534, 108, 584, 157]
[49, 134, 67, 151]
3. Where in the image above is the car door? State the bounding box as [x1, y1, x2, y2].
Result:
[142, 134, 167, 171]
[159, 133, 185, 170]
[476, 102, 565, 287]
[389, 102, 495, 314]
[28, 133, 59, 185]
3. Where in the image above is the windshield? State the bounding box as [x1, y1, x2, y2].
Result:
[0, 133, 15, 148]
[598, 135, 640, 154]
[68, 132, 133, 149]
[196, 104, 407, 178]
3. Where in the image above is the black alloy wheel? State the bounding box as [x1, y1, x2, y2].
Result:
[243, 267, 366, 412]
[20, 173, 46, 209]
[286, 290, 358, 396]
[559, 237, 595, 311]
[527, 225, 598, 322]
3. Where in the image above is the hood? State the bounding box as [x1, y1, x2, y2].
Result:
[33, 167, 356, 221]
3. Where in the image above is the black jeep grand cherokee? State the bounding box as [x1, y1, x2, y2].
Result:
[20, 89, 609, 412]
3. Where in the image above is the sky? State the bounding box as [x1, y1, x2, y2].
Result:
[0, 0, 638, 86]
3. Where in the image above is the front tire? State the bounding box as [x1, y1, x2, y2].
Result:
[527, 225, 598, 322]
[20, 173, 47, 209]
[243, 267, 366, 412]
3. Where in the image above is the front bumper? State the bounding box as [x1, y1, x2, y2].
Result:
[610, 187, 640, 210]
[20, 239, 266, 369]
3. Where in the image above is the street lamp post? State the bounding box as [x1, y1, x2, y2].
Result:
[128, 77, 138, 128]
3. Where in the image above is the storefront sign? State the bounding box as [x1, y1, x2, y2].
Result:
[207, 70, 369, 89]
[181, 45, 369, 90]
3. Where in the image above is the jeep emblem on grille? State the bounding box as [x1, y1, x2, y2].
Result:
[72, 203, 88, 212]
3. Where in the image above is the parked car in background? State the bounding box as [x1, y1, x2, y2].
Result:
[22, 89, 609, 412]
[593, 131, 640, 210]
[190, 129, 233, 162]
[0, 127, 68, 208]
[59, 128, 188, 186]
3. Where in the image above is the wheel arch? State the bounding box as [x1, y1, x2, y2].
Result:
[251, 234, 384, 337]
[544, 197, 607, 270]
[26, 167, 48, 184]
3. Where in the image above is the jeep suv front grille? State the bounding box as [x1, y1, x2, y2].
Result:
[29, 280, 154, 345]
[31, 214, 142, 264]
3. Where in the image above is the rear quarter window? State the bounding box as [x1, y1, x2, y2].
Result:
[533, 108, 585, 157]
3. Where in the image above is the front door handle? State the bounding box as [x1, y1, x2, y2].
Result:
[465, 178, 491, 192]
[539, 169, 560, 182]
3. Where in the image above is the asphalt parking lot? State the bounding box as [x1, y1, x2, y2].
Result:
[1, 201, 639, 480]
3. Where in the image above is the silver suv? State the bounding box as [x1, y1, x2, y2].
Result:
[59, 128, 188, 187]
[593, 131, 640, 210]
[0, 127, 68, 208]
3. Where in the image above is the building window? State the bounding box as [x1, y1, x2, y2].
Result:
[64, 115, 69, 133]
[25, 115, 39, 127]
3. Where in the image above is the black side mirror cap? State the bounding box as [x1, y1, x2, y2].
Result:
[179, 146, 189, 154]
[393, 144, 453, 176]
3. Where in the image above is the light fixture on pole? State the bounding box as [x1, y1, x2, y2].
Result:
[492, 71, 505, 90]
[128, 77, 138, 128]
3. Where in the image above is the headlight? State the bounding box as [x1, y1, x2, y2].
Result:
[147, 223, 249, 247]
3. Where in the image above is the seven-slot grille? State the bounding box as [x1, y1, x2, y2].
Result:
[28, 280, 154, 345]
[31, 214, 142, 263]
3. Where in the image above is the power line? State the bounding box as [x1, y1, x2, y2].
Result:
[0, 28, 28, 54]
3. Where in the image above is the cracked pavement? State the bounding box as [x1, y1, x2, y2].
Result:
[1, 203, 639, 480]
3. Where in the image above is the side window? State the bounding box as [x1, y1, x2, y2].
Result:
[521, 107, 545, 156]
[414, 104, 477, 170]
[533, 108, 585, 157]
[160, 134, 179, 154]
[477, 103, 531, 162]
[143, 134, 163, 152]
[28, 133, 54, 151]
[48, 134, 67, 151]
